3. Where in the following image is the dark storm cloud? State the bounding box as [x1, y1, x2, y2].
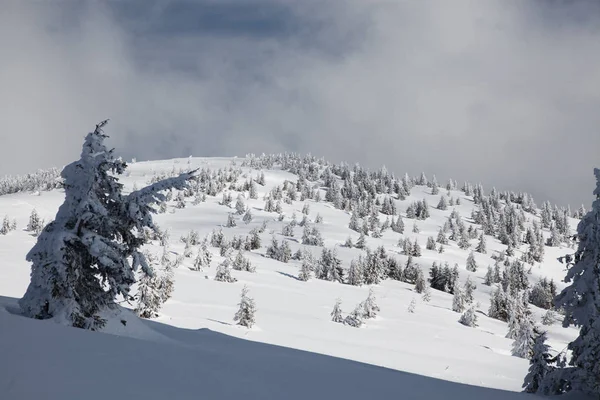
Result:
[1, 0, 599, 208]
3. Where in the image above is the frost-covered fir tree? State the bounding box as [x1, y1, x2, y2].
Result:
[512, 317, 536, 359]
[458, 306, 478, 327]
[26, 209, 43, 233]
[523, 330, 553, 393]
[355, 231, 366, 249]
[476, 233, 487, 254]
[344, 304, 364, 327]
[0, 215, 10, 235]
[347, 258, 364, 286]
[215, 258, 237, 283]
[392, 214, 404, 233]
[233, 285, 256, 328]
[243, 208, 253, 224]
[225, 213, 237, 227]
[235, 194, 246, 215]
[407, 297, 416, 313]
[331, 298, 344, 323]
[19, 121, 195, 330]
[466, 251, 478, 272]
[437, 195, 448, 210]
[426, 236, 436, 251]
[415, 269, 426, 294]
[135, 267, 164, 319]
[452, 285, 466, 313]
[422, 285, 432, 302]
[298, 254, 313, 281]
[363, 287, 380, 319]
[552, 168, 600, 396]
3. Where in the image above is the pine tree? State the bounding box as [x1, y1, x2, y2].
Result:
[347, 258, 364, 286]
[0, 215, 10, 235]
[225, 213, 237, 228]
[476, 233, 487, 254]
[459, 306, 478, 327]
[392, 215, 404, 233]
[484, 265, 494, 286]
[135, 264, 164, 319]
[18, 121, 195, 330]
[426, 236, 436, 250]
[422, 285, 432, 302]
[414, 268, 427, 293]
[235, 194, 246, 215]
[344, 303, 364, 327]
[523, 330, 554, 393]
[452, 285, 466, 313]
[512, 317, 536, 359]
[437, 195, 448, 210]
[215, 258, 237, 283]
[463, 276, 476, 304]
[355, 231, 366, 249]
[249, 179, 258, 199]
[331, 298, 344, 323]
[26, 209, 42, 233]
[298, 254, 314, 281]
[436, 228, 448, 245]
[243, 209, 253, 224]
[552, 168, 600, 396]
[466, 251, 478, 272]
[302, 203, 310, 215]
[234, 285, 256, 328]
[363, 287, 380, 319]
[407, 297, 416, 313]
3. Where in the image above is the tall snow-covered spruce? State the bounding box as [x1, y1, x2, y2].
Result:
[548, 168, 600, 396]
[234, 285, 256, 328]
[18, 121, 195, 330]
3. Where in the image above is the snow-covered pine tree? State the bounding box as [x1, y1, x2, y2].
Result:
[18, 121, 195, 330]
[452, 285, 466, 313]
[347, 258, 364, 286]
[215, 258, 237, 283]
[134, 268, 164, 319]
[298, 253, 314, 281]
[235, 194, 246, 215]
[426, 236, 436, 250]
[551, 168, 600, 396]
[0, 215, 10, 235]
[355, 231, 366, 249]
[243, 209, 253, 224]
[415, 268, 426, 293]
[458, 306, 478, 327]
[407, 297, 416, 313]
[422, 285, 432, 302]
[344, 303, 364, 327]
[363, 287, 380, 319]
[392, 214, 404, 233]
[26, 209, 43, 233]
[225, 213, 237, 228]
[437, 195, 448, 210]
[233, 285, 256, 328]
[466, 251, 478, 272]
[331, 298, 344, 323]
[523, 330, 554, 394]
[476, 233, 487, 254]
[512, 316, 536, 359]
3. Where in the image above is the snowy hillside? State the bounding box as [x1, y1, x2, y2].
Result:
[0, 155, 588, 399]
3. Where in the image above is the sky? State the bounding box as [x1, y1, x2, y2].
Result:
[1, 0, 599, 208]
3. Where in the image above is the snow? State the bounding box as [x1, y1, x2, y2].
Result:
[0, 156, 590, 399]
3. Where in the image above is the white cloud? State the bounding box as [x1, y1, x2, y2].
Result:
[1, 0, 599, 207]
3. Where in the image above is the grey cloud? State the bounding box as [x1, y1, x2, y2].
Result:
[1, 0, 599, 208]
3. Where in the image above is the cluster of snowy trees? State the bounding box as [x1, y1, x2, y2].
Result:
[18, 121, 197, 330]
[331, 288, 380, 328]
[0, 215, 17, 235]
[0, 167, 62, 196]
[26, 209, 45, 236]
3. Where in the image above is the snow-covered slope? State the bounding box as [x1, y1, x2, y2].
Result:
[0, 156, 586, 399]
